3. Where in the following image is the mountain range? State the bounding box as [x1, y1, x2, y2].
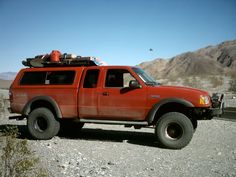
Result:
[138, 40, 236, 79]
[0, 72, 17, 81]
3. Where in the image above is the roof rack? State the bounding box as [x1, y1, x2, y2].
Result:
[22, 51, 103, 68]
[22, 56, 99, 68]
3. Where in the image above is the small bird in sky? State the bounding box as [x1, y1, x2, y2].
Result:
[149, 48, 153, 52]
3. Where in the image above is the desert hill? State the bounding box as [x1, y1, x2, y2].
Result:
[139, 40, 236, 79]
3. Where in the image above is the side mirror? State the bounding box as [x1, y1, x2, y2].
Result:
[129, 80, 141, 89]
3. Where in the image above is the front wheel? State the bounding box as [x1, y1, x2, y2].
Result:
[155, 112, 194, 149]
[27, 108, 60, 140]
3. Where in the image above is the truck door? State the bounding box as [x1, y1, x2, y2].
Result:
[78, 68, 100, 118]
[98, 68, 147, 120]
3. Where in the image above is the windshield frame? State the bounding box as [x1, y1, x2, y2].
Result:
[132, 67, 158, 86]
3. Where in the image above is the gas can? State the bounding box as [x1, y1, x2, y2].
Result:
[50, 50, 61, 62]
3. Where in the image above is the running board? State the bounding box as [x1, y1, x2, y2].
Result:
[78, 119, 148, 126]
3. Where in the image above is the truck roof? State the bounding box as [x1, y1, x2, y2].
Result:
[20, 65, 138, 72]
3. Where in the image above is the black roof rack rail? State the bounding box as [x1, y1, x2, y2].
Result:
[22, 56, 100, 68]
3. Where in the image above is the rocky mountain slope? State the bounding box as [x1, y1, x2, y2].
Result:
[139, 40, 236, 79]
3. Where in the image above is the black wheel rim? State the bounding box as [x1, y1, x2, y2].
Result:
[35, 117, 48, 132]
[165, 123, 183, 140]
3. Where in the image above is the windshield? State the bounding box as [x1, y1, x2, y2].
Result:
[132, 67, 158, 86]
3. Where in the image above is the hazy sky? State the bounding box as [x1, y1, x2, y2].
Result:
[0, 0, 236, 72]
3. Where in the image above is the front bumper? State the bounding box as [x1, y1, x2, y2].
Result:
[208, 107, 223, 117]
[208, 93, 224, 118]
[211, 93, 224, 109]
[193, 93, 224, 120]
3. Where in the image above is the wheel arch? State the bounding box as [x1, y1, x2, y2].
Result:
[22, 96, 62, 118]
[147, 98, 194, 125]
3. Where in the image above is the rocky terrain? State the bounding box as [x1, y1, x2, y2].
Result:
[0, 89, 236, 177]
[139, 40, 236, 79]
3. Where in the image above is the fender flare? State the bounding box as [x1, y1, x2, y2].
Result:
[22, 96, 62, 118]
[147, 98, 194, 124]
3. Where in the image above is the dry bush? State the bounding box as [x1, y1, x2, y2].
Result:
[229, 73, 236, 93]
[182, 76, 199, 88]
[0, 126, 48, 177]
[209, 76, 223, 88]
[166, 75, 178, 83]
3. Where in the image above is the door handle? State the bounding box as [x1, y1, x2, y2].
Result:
[102, 92, 109, 96]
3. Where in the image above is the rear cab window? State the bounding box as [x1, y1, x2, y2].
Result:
[20, 70, 76, 85]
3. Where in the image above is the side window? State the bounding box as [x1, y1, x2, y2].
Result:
[105, 69, 136, 88]
[46, 71, 75, 85]
[20, 72, 46, 85]
[83, 69, 100, 88]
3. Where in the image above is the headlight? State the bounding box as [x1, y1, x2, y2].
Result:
[199, 95, 210, 105]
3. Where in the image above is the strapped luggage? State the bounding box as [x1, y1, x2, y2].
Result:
[22, 50, 104, 67]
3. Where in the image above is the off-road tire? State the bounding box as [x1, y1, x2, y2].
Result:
[27, 107, 60, 140]
[155, 112, 194, 149]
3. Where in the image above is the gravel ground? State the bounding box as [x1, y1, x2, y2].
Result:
[0, 116, 235, 177]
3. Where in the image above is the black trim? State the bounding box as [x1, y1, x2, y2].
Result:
[22, 96, 62, 118]
[147, 98, 194, 124]
[78, 119, 148, 125]
[9, 115, 25, 120]
[198, 108, 222, 120]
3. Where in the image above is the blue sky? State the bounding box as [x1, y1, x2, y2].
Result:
[0, 0, 236, 72]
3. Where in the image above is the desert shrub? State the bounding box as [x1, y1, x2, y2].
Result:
[167, 75, 178, 83]
[182, 77, 191, 87]
[229, 76, 236, 93]
[209, 76, 223, 88]
[0, 94, 4, 115]
[182, 76, 199, 88]
[0, 126, 48, 177]
[228, 72, 236, 93]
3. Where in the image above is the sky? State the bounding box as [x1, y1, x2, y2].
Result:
[0, 0, 236, 72]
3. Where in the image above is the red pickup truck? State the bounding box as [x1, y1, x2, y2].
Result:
[9, 63, 223, 149]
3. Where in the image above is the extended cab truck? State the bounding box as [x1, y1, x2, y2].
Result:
[9, 65, 223, 149]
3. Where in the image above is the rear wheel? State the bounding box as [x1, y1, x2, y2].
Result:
[155, 112, 194, 149]
[27, 108, 60, 140]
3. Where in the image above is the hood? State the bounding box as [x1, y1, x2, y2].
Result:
[159, 85, 209, 95]
[147, 85, 211, 107]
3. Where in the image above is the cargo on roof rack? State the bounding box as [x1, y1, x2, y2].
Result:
[22, 56, 99, 67]
[22, 50, 102, 68]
